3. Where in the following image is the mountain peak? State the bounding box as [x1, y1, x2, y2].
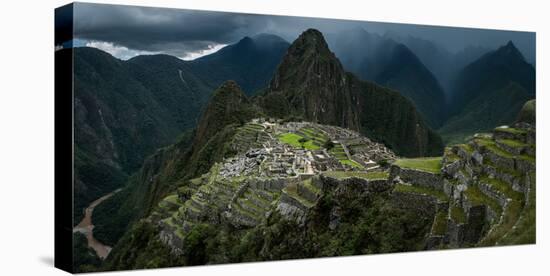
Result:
[268, 29, 345, 93]
[236, 36, 254, 45]
[293, 28, 330, 51]
[496, 40, 525, 61]
[211, 80, 247, 100]
[194, 80, 258, 149]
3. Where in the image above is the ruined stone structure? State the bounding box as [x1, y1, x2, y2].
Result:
[150, 118, 535, 255]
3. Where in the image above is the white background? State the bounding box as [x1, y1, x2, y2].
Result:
[0, 0, 548, 275]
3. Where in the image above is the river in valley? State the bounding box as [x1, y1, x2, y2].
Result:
[73, 189, 121, 259]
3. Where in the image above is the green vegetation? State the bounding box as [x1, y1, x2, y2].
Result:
[439, 42, 534, 145]
[444, 147, 460, 162]
[498, 139, 527, 148]
[393, 157, 442, 174]
[479, 199, 524, 246]
[73, 233, 101, 273]
[474, 137, 514, 158]
[277, 133, 320, 150]
[499, 173, 535, 245]
[106, 184, 433, 270]
[450, 205, 466, 224]
[463, 185, 502, 215]
[432, 211, 449, 236]
[323, 171, 389, 181]
[302, 178, 321, 194]
[74, 150, 128, 223]
[516, 99, 535, 124]
[393, 184, 447, 201]
[458, 143, 474, 155]
[339, 159, 364, 169]
[327, 143, 364, 169]
[479, 175, 524, 201]
[104, 221, 181, 270]
[82, 30, 535, 271]
[92, 187, 137, 246]
[518, 154, 535, 163]
[494, 127, 527, 135]
[283, 183, 316, 208]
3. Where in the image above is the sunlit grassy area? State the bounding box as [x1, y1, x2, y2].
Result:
[323, 171, 389, 180]
[393, 157, 443, 174]
[393, 184, 447, 201]
[278, 132, 320, 150]
[339, 159, 364, 169]
[278, 133, 303, 147]
[463, 185, 502, 215]
[494, 127, 527, 135]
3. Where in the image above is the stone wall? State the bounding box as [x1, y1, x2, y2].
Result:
[390, 191, 437, 218]
[390, 165, 444, 191]
[447, 219, 466, 247]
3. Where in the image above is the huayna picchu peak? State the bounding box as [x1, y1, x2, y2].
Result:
[60, 5, 536, 273]
[259, 29, 443, 157]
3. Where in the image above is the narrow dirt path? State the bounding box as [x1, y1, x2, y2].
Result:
[73, 188, 121, 259]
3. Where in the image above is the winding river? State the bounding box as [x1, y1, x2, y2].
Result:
[73, 189, 121, 259]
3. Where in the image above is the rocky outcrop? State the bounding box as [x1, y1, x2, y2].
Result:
[258, 29, 443, 157]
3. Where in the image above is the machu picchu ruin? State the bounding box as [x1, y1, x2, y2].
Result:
[66, 18, 537, 273]
[142, 115, 535, 257]
[148, 119, 400, 254]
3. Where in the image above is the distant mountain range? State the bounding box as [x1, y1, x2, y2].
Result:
[439, 41, 535, 143]
[88, 28, 444, 249]
[328, 28, 447, 128]
[258, 29, 443, 156]
[189, 34, 289, 96]
[88, 29, 536, 271]
[328, 29, 534, 141]
[72, 27, 535, 227]
[71, 34, 288, 223]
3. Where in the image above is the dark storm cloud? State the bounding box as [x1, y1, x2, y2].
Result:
[73, 3, 272, 57]
[73, 2, 535, 62]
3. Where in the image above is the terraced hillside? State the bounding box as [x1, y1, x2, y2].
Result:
[140, 119, 397, 255]
[105, 112, 535, 270]
[389, 121, 535, 248]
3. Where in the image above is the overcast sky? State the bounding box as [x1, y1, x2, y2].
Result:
[72, 2, 536, 62]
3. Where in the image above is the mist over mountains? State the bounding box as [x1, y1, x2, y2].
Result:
[66, 27, 536, 272]
[63, 4, 536, 272]
[71, 26, 535, 268]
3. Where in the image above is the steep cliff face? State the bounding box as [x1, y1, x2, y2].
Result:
[193, 81, 261, 150]
[73, 35, 290, 224]
[259, 29, 443, 157]
[439, 42, 535, 143]
[73, 47, 197, 223]
[190, 34, 290, 96]
[260, 29, 358, 129]
[92, 81, 261, 245]
[328, 29, 448, 128]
